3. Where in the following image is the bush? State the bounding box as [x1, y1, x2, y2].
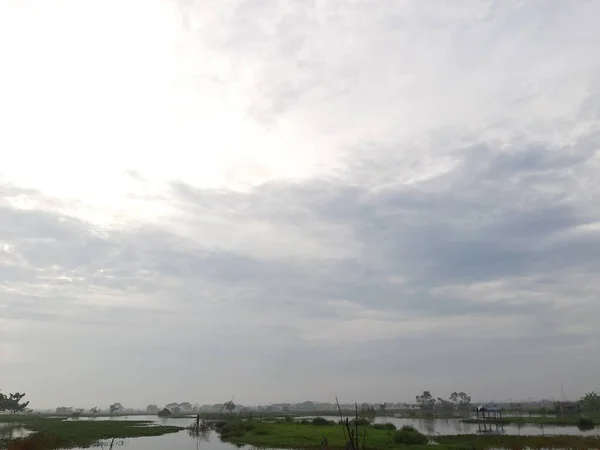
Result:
[312, 417, 334, 426]
[347, 418, 372, 426]
[393, 426, 428, 445]
[578, 417, 595, 430]
[214, 420, 228, 430]
[217, 420, 256, 439]
[157, 408, 172, 417]
[373, 422, 397, 430]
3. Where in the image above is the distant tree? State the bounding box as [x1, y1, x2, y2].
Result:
[449, 392, 471, 412]
[299, 401, 315, 410]
[580, 392, 600, 413]
[56, 406, 74, 415]
[165, 403, 179, 412]
[224, 401, 236, 413]
[379, 403, 388, 415]
[458, 392, 471, 411]
[158, 408, 172, 417]
[146, 404, 159, 414]
[109, 403, 124, 414]
[416, 391, 436, 413]
[437, 398, 454, 414]
[90, 407, 99, 415]
[179, 402, 193, 413]
[2, 393, 30, 415]
[450, 392, 459, 406]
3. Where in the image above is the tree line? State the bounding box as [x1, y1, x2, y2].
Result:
[415, 391, 471, 414]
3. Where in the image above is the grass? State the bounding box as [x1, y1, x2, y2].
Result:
[0, 417, 183, 449]
[393, 426, 428, 445]
[216, 419, 401, 449]
[215, 419, 600, 450]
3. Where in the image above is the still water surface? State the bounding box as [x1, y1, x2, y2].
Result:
[78, 414, 600, 450]
[4, 414, 598, 450]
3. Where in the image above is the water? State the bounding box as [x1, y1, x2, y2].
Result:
[0, 422, 33, 439]
[299, 415, 600, 437]
[4, 414, 598, 450]
[90, 430, 251, 450]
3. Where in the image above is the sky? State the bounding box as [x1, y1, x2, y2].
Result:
[1, 0, 599, 410]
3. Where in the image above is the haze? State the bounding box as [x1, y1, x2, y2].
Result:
[1, 0, 599, 410]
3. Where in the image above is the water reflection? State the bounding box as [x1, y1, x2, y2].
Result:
[307, 416, 599, 437]
[477, 423, 505, 434]
[0, 423, 32, 439]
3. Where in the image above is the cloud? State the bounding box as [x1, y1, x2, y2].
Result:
[1, 0, 600, 408]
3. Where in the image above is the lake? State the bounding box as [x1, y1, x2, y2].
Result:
[3, 414, 598, 450]
[308, 415, 600, 437]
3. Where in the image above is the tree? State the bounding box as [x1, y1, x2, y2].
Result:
[416, 391, 436, 413]
[450, 392, 471, 412]
[379, 403, 388, 415]
[2, 393, 30, 415]
[580, 392, 600, 413]
[158, 408, 172, 417]
[224, 400, 236, 413]
[56, 406, 73, 415]
[437, 398, 454, 414]
[109, 403, 123, 414]
[146, 404, 159, 414]
[179, 402, 194, 413]
[90, 407, 99, 415]
[165, 403, 179, 412]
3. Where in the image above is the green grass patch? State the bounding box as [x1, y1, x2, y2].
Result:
[393, 426, 428, 445]
[373, 423, 397, 431]
[216, 419, 600, 450]
[1, 417, 183, 449]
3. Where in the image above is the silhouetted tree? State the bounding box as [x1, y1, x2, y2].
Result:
[109, 403, 124, 414]
[158, 408, 172, 417]
[580, 392, 600, 412]
[449, 392, 471, 412]
[416, 391, 435, 413]
[1, 393, 30, 415]
[224, 400, 236, 413]
[179, 402, 193, 413]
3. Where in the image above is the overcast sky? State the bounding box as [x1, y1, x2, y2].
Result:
[1, 0, 599, 410]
